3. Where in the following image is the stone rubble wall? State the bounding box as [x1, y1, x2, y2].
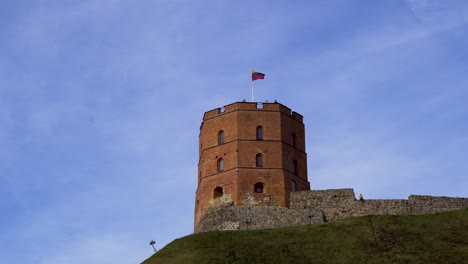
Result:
[290, 189, 468, 221]
[195, 188, 468, 233]
[409, 195, 468, 214]
[195, 205, 324, 233]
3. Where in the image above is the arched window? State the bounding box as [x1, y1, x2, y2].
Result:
[256, 153, 263, 167]
[213, 186, 223, 198]
[254, 182, 264, 193]
[218, 130, 224, 145]
[256, 126, 263, 140]
[291, 133, 297, 147]
[292, 180, 297, 192]
[293, 160, 298, 175]
[217, 158, 224, 172]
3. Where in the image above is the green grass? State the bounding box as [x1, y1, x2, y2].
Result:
[142, 209, 468, 264]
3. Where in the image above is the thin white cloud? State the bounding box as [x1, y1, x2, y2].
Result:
[406, 0, 468, 29]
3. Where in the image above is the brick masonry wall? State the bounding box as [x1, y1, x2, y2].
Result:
[195, 188, 468, 232]
[195, 102, 310, 229]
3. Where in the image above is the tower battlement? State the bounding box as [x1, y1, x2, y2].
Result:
[202, 101, 303, 123]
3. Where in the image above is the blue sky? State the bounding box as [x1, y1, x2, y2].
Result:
[1, 0, 468, 263]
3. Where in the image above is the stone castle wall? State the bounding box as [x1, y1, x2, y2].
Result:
[195, 188, 468, 233]
[196, 204, 325, 233]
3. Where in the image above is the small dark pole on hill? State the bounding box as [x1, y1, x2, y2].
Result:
[308, 212, 314, 231]
[368, 216, 385, 264]
[244, 218, 252, 230]
[150, 240, 158, 253]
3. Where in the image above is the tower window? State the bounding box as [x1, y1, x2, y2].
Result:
[291, 133, 297, 147]
[213, 186, 223, 198]
[217, 158, 224, 172]
[254, 182, 264, 193]
[292, 180, 297, 192]
[256, 126, 263, 140]
[293, 160, 298, 175]
[256, 153, 263, 167]
[218, 130, 224, 145]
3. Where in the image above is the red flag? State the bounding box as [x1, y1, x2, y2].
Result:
[252, 70, 265, 81]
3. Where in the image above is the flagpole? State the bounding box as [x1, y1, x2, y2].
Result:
[251, 67, 254, 102]
[251, 80, 254, 102]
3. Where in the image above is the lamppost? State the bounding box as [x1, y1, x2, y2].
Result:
[149, 240, 158, 253]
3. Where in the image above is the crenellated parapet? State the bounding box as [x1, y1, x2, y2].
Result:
[202, 101, 303, 123]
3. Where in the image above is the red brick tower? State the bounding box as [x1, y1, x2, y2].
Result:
[194, 101, 310, 229]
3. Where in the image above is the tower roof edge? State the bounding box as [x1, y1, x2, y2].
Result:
[202, 101, 303, 122]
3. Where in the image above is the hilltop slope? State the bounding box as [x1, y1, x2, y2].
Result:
[142, 209, 468, 264]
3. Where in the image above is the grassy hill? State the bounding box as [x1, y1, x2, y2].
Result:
[142, 209, 468, 264]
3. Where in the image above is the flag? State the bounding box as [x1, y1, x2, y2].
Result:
[252, 70, 265, 81]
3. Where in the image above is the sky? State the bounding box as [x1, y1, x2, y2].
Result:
[1, 0, 468, 263]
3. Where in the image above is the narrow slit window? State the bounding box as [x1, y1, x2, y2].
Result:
[218, 158, 224, 172]
[218, 130, 225, 145]
[293, 160, 298, 175]
[291, 133, 297, 147]
[292, 180, 297, 192]
[213, 186, 223, 198]
[256, 126, 263, 140]
[256, 153, 263, 167]
[254, 182, 264, 193]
